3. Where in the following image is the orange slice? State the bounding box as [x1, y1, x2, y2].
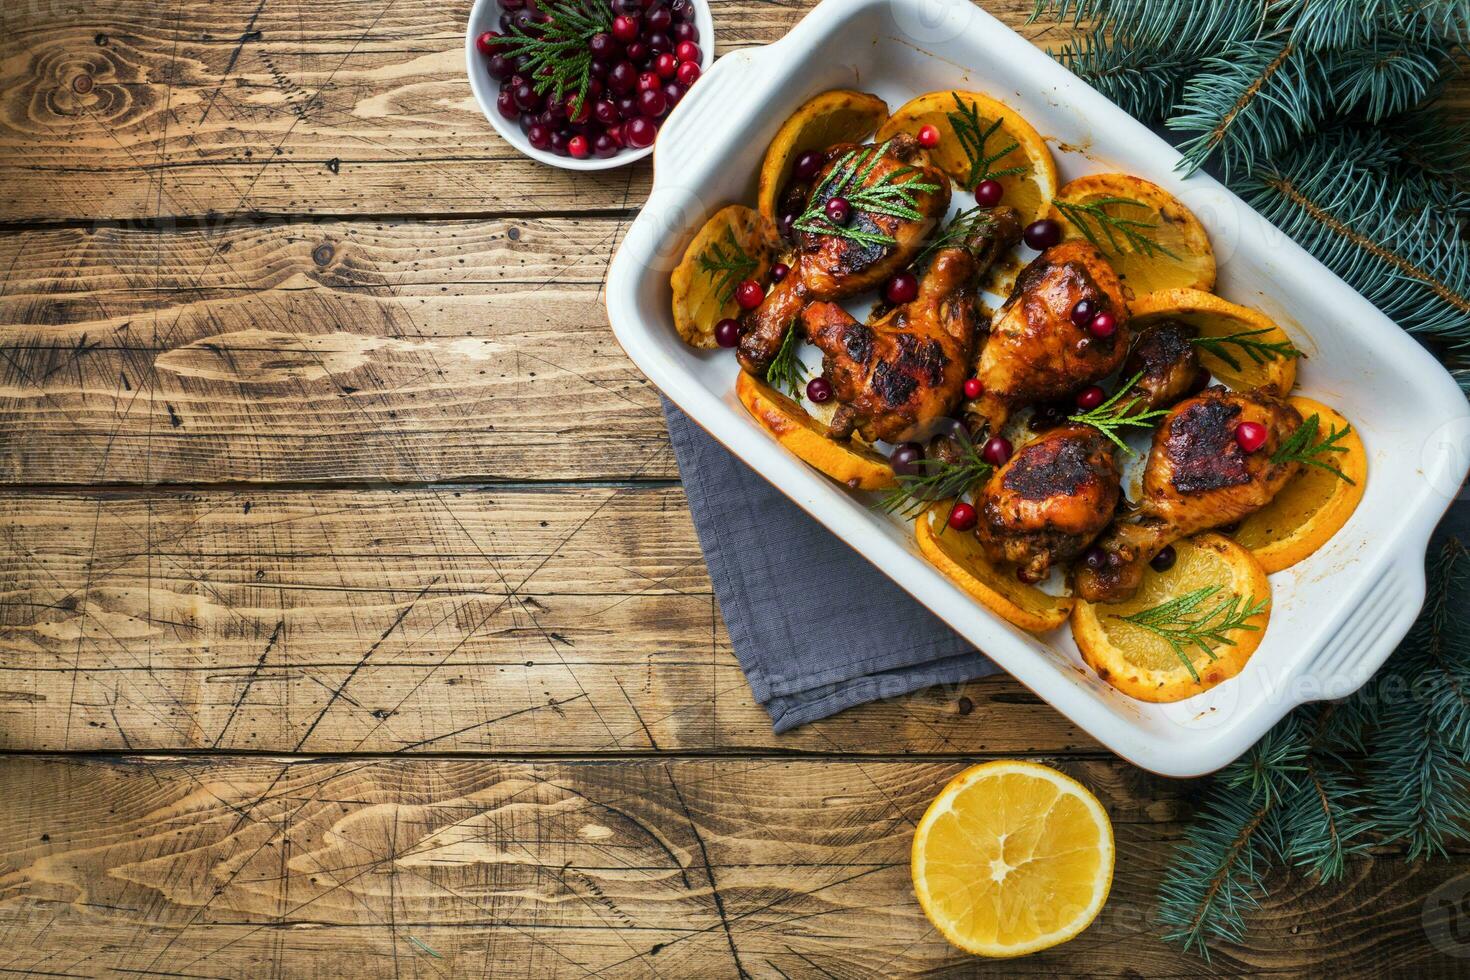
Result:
[735, 371, 895, 490]
[1130, 288, 1299, 395]
[1231, 397, 1366, 573]
[915, 503, 1073, 633]
[670, 205, 774, 349]
[756, 90, 889, 235]
[1071, 533, 1271, 702]
[912, 760, 1114, 958]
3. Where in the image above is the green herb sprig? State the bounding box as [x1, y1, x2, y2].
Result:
[1271, 413, 1355, 483]
[1067, 372, 1171, 454]
[1054, 196, 1181, 259]
[697, 228, 758, 305]
[877, 438, 993, 518]
[765, 326, 809, 399]
[948, 94, 1027, 191]
[1190, 328, 1302, 370]
[913, 205, 999, 269]
[493, 0, 611, 114]
[793, 141, 942, 248]
[1116, 585, 1270, 681]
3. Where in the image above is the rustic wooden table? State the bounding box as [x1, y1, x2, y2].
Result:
[0, 0, 1466, 976]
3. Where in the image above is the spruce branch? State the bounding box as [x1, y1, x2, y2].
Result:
[946, 94, 1026, 191]
[1190, 328, 1302, 370]
[1271, 413, 1356, 484]
[794, 142, 941, 248]
[1053, 196, 1181, 258]
[696, 228, 759, 305]
[877, 437, 993, 517]
[1067, 371, 1170, 454]
[1116, 586, 1269, 682]
[765, 327, 809, 399]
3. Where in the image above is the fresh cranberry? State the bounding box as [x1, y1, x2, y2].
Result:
[655, 51, 678, 78]
[675, 60, 700, 86]
[806, 377, 833, 403]
[662, 81, 684, 108]
[611, 14, 639, 41]
[513, 82, 542, 112]
[518, 110, 538, 131]
[594, 99, 620, 125]
[498, 12, 515, 33]
[593, 133, 620, 158]
[1023, 218, 1063, 250]
[527, 124, 552, 150]
[770, 262, 790, 282]
[1070, 298, 1096, 327]
[604, 123, 625, 147]
[647, 5, 672, 31]
[1083, 546, 1107, 570]
[568, 135, 590, 159]
[613, 0, 640, 13]
[982, 436, 1013, 466]
[589, 57, 610, 79]
[884, 272, 918, 304]
[890, 442, 924, 476]
[975, 179, 1004, 207]
[947, 502, 978, 532]
[675, 40, 701, 63]
[1236, 421, 1268, 453]
[549, 129, 571, 155]
[1075, 385, 1105, 410]
[778, 213, 797, 240]
[1150, 545, 1177, 572]
[824, 196, 851, 225]
[638, 87, 667, 117]
[487, 53, 513, 79]
[646, 33, 670, 53]
[963, 378, 983, 399]
[626, 40, 649, 62]
[1088, 312, 1116, 338]
[917, 124, 940, 148]
[734, 279, 765, 310]
[793, 149, 825, 181]
[586, 77, 604, 99]
[589, 31, 618, 58]
[511, 9, 537, 30]
[638, 70, 661, 92]
[671, 0, 694, 20]
[496, 88, 518, 119]
[476, 31, 501, 56]
[565, 94, 591, 124]
[714, 317, 741, 348]
[673, 21, 698, 42]
[616, 94, 640, 118]
[501, 0, 525, 9]
[609, 60, 637, 92]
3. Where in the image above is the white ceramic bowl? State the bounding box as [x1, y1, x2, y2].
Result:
[466, 0, 716, 170]
[606, 0, 1470, 776]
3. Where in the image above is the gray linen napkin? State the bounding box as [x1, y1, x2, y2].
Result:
[661, 397, 997, 732]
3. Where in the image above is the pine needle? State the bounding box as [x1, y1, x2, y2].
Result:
[794, 141, 941, 248]
[876, 437, 993, 517]
[1066, 371, 1169, 454]
[1270, 413, 1355, 484]
[1115, 586, 1269, 682]
[1054, 196, 1180, 258]
[696, 228, 758, 305]
[764, 326, 809, 399]
[1190, 329, 1302, 370]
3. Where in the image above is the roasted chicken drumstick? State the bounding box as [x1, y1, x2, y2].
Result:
[737, 135, 950, 376]
[1121, 319, 1207, 412]
[1073, 385, 1303, 603]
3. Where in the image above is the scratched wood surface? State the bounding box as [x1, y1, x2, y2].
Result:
[1, 0, 1468, 976]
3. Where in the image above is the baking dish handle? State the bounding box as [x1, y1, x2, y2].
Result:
[653, 45, 776, 182]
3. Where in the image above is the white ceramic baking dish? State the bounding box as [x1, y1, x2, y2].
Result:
[604, 0, 1470, 776]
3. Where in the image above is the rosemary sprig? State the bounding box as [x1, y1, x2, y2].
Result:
[697, 228, 758, 305]
[947, 94, 1026, 191]
[1054, 196, 1181, 259]
[765, 326, 809, 399]
[1190, 329, 1302, 371]
[495, 0, 611, 114]
[1271, 413, 1355, 483]
[877, 438, 993, 518]
[793, 141, 942, 248]
[1067, 372, 1170, 454]
[1117, 585, 1270, 682]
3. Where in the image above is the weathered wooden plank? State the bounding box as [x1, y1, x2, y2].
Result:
[0, 754, 1459, 978]
[0, 485, 1092, 754]
[0, 216, 678, 483]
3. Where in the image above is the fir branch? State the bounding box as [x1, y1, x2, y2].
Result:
[913, 206, 1000, 268]
[1067, 371, 1170, 454]
[946, 94, 1026, 191]
[764, 326, 809, 399]
[877, 438, 993, 518]
[794, 142, 942, 248]
[1274, 757, 1376, 881]
[495, 0, 611, 113]
[1053, 196, 1181, 258]
[1325, 29, 1456, 123]
[1189, 328, 1302, 371]
[696, 228, 758, 305]
[1115, 586, 1269, 682]
[1270, 413, 1355, 484]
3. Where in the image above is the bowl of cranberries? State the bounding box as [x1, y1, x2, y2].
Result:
[467, 0, 715, 169]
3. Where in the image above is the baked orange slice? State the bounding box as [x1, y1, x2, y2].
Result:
[670, 205, 774, 349]
[912, 760, 1114, 958]
[1130, 288, 1299, 395]
[1231, 397, 1366, 573]
[735, 371, 895, 490]
[877, 90, 1057, 225]
[1050, 173, 1215, 294]
[756, 90, 889, 235]
[1071, 533, 1271, 702]
[915, 503, 1073, 632]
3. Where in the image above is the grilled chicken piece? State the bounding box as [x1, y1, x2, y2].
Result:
[800, 210, 1022, 444]
[968, 241, 1130, 435]
[975, 426, 1122, 584]
[737, 135, 950, 375]
[1122, 319, 1207, 412]
[1073, 386, 1303, 603]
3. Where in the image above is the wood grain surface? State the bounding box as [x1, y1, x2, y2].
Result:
[2, 0, 1468, 975]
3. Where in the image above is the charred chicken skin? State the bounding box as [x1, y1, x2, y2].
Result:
[1122, 319, 1207, 412]
[975, 426, 1122, 584]
[968, 241, 1130, 435]
[800, 208, 1022, 444]
[1073, 385, 1303, 603]
[736, 135, 950, 376]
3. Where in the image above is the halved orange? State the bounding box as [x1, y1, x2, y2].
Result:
[1130, 288, 1299, 395]
[756, 90, 889, 235]
[912, 760, 1114, 958]
[877, 90, 1057, 225]
[915, 503, 1073, 633]
[1231, 397, 1366, 573]
[1049, 173, 1215, 294]
[1071, 533, 1271, 703]
[736, 371, 895, 490]
[671, 205, 775, 349]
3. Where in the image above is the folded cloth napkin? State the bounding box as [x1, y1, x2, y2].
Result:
[661, 397, 997, 732]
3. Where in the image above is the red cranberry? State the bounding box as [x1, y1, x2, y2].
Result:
[609, 60, 637, 91]
[1083, 546, 1107, 570]
[511, 9, 538, 30]
[501, 0, 525, 9]
[487, 53, 514, 79]
[518, 110, 538, 131]
[655, 51, 678, 77]
[1023, 218, 1063, 250]
[806, 377, 833, 403]
[890, 442, 925, 476]
[778, 213, 797, 240]
[714, 318, 740, 348]
[548, 129, 571, 155]
[676, 40, 701, 63]
[1150, 545, 1177, 572]
[589, 31, 618, 58]
[982, 436, 1012, 466]
[496, 88, 518, 119]
[1088, 312, 1116, 338]
[589, 57, 610, 79]
[1070, 299, 1096, 327]
[593, 133, 620, 158]
[975, 179, 1004, 207]
[604, 123, 625, 147]
[675, 60, 700, 86]
[1075, 385, 1105, 410]
[963, 378, 983, 399]
[884, 272, 918, 304]
[646, 33, 671, 54]
[793, 149, 825, 181]
[647, 5, 672, 31]
[638, 70, 661, 92]
[565, 95, 591, 124]
[498, 12, 515, 32]
[515, 83, 544, 112]
[613, 0, 640, 13]
[734, 279, 765, 310]
[476, 31, 501, 56]
[626, 40, 649, 62]
[568, 135, 590, 159]
[673, 21, 698, 42]
[616, 94, 640, 118]
[948, 502, 978, 532]
[1236, 421, 1268, 453]
[611, 14, 639, 41]
[527, 124, 552, 150]
[586, 77, 604, 99]
[594, 99, 621, 125]
[638, 87, 667, 117]
[662, 80, 684, 108]
[917, 124, 940, 148]
[770, 262, 790, 282]
[824, 196, 851, 225]
[671, 0, 694, 20]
